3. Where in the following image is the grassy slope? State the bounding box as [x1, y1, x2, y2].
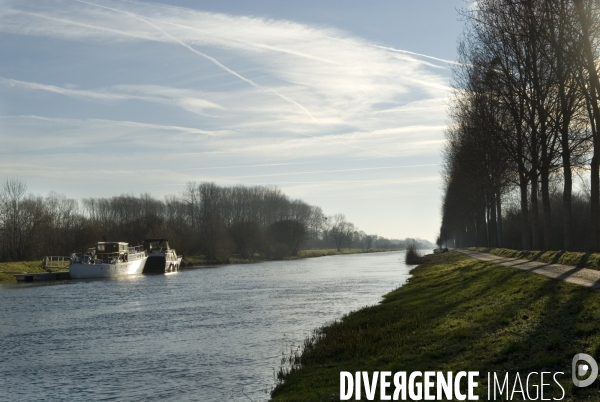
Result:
[470, 247, 600, 270]
[271, 251, 600, 401]
[0, 260, 53, 283]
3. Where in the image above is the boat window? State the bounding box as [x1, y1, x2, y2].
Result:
[98, 244, 105, 251]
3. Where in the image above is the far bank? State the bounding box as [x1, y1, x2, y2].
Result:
[271, 251, 600, 401]
[0, 248, 402, 284]
[182, 248, 401, 266]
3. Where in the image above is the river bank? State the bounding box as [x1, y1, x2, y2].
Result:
[0, 261, 65, 283]
[271, 251, 600, 401]
[0, 248, 399, 283]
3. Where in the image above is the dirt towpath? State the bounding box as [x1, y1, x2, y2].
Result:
[458, 249, 600, 289]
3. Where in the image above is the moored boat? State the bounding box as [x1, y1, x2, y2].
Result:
[69, 242, 147, 279]
[142, 238, 182, 274]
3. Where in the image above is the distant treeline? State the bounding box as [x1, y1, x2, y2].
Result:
[0, 179, 429, 262]
[440, 0, 600, 252]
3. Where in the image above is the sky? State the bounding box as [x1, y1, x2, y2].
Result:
[0, 0, 466, 241]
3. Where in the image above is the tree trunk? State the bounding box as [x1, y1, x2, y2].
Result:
[530, 169, 540, 250]
[496, 190, 503, 248]
[558, 65, 573, 251]
[541, 163, 552, 250]
[561, 142, 573, 251]
[489, 192, 497, 247]
[528, 1, 551, 251]
[480, 206, 488, 247]
[519, 171, 531, 250]
[592, 154, 600, 251]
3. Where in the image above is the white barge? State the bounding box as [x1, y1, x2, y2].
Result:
[69, 242, 147, 279]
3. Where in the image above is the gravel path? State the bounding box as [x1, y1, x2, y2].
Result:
[458, 249, 600, 288]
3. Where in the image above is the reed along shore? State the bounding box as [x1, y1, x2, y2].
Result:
[271, 251, 600, 401]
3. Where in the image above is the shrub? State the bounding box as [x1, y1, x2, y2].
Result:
[405, 243, 423, 265]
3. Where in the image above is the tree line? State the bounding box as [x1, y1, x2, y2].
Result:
[0, 178, 422, 263]
[440, 0, 600, 252]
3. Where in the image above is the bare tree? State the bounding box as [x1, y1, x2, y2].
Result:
[329, 214, 355, 251]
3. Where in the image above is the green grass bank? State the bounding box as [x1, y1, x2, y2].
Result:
[271, 251, 600, 401]
[0, 260, 56, 283]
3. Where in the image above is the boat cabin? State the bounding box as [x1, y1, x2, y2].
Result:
[96, 242, 128, 255]
[143, 238, 171, 251]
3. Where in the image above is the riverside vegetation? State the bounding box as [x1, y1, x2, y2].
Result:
[271, 251, 600, 401]
[439, 0, 600, 253]
[404, 243, 424, 265]
[0, 178, 431, 266]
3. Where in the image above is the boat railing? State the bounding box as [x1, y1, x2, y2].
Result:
[128, 249, 147, 260]
[70, 249, 146, 265]
[42, 256, 71, 269]
[128, 245, 146, 254]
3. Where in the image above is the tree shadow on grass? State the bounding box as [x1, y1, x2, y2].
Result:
[576, 253, 591, 268]
[550, 250, 566, 264]
[272, 252, 600, 401]
[473, 277, 600, 400]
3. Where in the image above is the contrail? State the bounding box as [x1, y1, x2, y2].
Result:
[74, 0, 317, 122]
[7, 9, 156, 42]
[1, 115, 223, 136]
[371, 45, 461, 66]
[372, 44, 475, 70]
[327, 36, 461, 67]
[0, 77, 154, 102]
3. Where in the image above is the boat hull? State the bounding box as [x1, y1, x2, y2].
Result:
[69, 257, 147, 279]
[143, 255, 182, 274]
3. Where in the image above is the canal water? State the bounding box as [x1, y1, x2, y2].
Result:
[0, 251, 415, 401]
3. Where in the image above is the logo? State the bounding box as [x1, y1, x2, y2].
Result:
[339, 354, 598, 400]
[572, 353, 598, 388]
